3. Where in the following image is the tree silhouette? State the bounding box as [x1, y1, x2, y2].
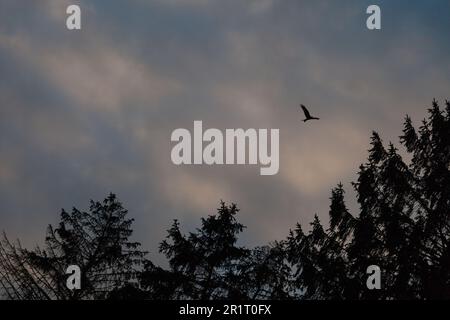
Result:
[0, 193, 146, 299]
[286, 99, 450, 299]
[1, 100, 449, 300]
[140, 202, 291, 300]
[140, 202, 248, 299]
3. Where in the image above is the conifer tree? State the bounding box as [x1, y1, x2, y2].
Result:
[0, 194, 145, 299]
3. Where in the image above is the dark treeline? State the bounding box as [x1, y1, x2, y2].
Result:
[1, 100, 449, 300]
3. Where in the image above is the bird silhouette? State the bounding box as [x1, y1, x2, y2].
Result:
[300, 104, 320, 122]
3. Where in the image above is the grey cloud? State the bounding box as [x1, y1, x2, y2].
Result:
[1, 0, 450, 263]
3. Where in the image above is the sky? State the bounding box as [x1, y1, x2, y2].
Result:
[1, 0, 450, 264]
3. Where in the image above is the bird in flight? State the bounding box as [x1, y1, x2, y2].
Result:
[300, 104, 320, 122]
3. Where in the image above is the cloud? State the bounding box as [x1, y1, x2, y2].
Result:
[0, 34, 182, 113]
[281, 121, 367, 196]
[152, 0, 211, 7]
[1, 0, 450, 260]
[163, 170, 232, 213]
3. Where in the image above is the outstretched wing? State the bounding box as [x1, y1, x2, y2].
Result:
[300, 104, 312, 118]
